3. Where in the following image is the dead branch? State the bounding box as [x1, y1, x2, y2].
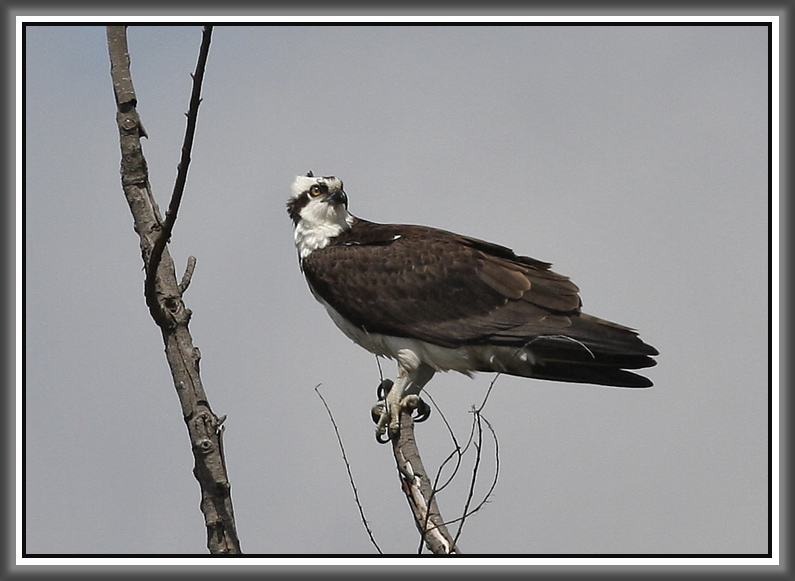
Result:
[400, 381, 501, 553]
[144, 26, 211, 321]
[107, 25, 241, 554]
[451, 407, 500, 546]
[392, 411, 461, 555]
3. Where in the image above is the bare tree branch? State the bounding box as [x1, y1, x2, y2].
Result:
[402, 382, 501, 552]
[107, 25, 241, 555]
[450, 407, 497, 546]
[391, 412, 461, 555]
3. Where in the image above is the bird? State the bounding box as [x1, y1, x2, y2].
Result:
[287, 172, 658, 441]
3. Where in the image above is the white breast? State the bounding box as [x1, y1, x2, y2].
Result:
[293, 200, 354, 259]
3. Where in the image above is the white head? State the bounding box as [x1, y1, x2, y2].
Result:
[287, 172, 354, 259]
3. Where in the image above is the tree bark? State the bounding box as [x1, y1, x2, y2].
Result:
[107, 25, 241, 555]
[392, 412, 461, 554]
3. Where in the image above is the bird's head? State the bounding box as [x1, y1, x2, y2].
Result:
[287, 171, 354, 258]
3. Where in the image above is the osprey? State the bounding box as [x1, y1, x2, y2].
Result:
[288, 172, 658, 441]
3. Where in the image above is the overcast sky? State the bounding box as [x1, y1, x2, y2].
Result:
[25, 23, 771, 558]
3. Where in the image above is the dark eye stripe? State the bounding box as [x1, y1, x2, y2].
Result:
[286, 191, 312, 224]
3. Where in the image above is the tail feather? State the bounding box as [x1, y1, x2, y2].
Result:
[530, 361, 654, 388]
[478, 312, 658, 388]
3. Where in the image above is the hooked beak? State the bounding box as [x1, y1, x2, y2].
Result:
[327, 188, 348, 207]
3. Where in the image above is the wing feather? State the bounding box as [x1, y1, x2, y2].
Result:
[300, 219, 657, 385]
[476, 259, 530, 299]
[302, 220, 588, 348]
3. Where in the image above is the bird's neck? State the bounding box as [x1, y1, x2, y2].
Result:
[294, 211, 355, 259]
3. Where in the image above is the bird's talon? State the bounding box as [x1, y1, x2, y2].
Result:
[399, 394, 431, 422]
[371, 400, 386, 425]
[400, 394, 421, 410]
[375, 411, 395, 444]
[372, 380, 431, 441]
[376, 379, 393, 400]
[414, 399, 432, 423]
[373, 398, 395, 443]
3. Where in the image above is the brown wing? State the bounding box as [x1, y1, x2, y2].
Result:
[301, 221, 586, 348]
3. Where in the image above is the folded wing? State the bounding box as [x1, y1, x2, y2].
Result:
[302, 220, 657, 387]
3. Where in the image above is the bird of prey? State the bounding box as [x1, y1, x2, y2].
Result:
[288, 172, 658, 441]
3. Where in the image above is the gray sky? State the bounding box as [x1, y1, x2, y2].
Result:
[25, 24, 771, 556]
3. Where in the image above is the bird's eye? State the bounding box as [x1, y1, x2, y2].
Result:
[309, 185, 322, 197]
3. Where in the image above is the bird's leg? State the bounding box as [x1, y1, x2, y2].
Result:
[372, 372, 410, 443]
[371, 365, 434, 443]
[371, 379, 393, 442]
[385, 374, 407, 439]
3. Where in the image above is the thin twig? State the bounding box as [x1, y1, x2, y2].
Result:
[476, 370, 501, 413]
[456, 373, 501, 540]
[477, 415, 501, 511]
[375, 355, 385, 383]
[145, 25, 213, 325]
[421, 376, 502, 546]
[424, 392, 464, 494]
[414, 392, 465, 555]
[454, 405, 485, 543]
[315, 385, 383, 554]
[436, 413, 501, 536]
[179, 255, 197, 294]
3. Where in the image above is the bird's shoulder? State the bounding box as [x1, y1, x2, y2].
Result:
[303, 219, 579, 311]
[326, 219, 552, 270]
